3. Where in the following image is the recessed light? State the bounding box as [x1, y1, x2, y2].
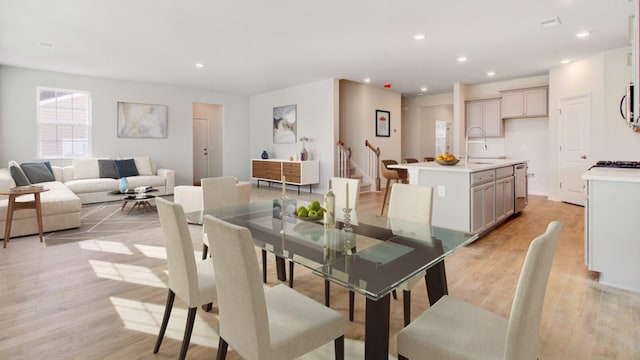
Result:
[413, 33, 426, 40]
[39, 42, 55, 49]
[420, 87, 428, 92]
[561, 58, 571, 64]
[363, 78, 371, 83]
[576, 31, 591, 38]
[194, 63, 205, 68]
[487, 71, 496, 77]
[457, 56, 467, 63]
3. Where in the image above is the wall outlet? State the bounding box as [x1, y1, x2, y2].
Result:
[528, 172, 535, 179]
[437, 185, 446, 197]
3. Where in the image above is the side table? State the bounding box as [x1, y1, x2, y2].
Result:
[1, 186, 50, 248]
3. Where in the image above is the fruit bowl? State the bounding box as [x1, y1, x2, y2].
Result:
[435, 158, 460, 166]
[294, 215, 323, 222]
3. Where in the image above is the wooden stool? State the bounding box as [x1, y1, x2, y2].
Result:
[380, 160, 408, 215]
[2, 186, 50, 248]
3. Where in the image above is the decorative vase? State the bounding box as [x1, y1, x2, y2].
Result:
[300, 147, 308, 161]
[119, 177, 129, 193]
[261, 150, 269, 159]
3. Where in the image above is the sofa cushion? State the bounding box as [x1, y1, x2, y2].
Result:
[8, 161, 30, 186]
[64, 178, 119, 194]
[126, 175, 168, 189]
[98, 160, 119, 179]
[114, 159, 139, 177]
[72, 158, 100, 180]
[21, 162, 55, 184]
[134, 156, 153, 175]
[0, 181, 81, 219]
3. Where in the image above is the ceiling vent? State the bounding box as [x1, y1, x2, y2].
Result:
[539, 17, 561, 28]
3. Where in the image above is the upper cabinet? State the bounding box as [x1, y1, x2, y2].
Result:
[501, 86, 548, 119]
[466, 98, 502, 137]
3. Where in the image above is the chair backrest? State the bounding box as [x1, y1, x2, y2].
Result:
[201, 176, 239, 210]
[155, 197, 200, 307]
[403, 158, 419, 164]
[331, 177, 360, 210]
[388, 183, 433, 225]
[204, 215, 271, 360]
[381, 159, 407, 180]
[504, 221, 563, 360]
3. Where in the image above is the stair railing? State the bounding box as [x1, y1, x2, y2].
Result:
[365, 140, 381, 191]
[337, 140, 352, 178]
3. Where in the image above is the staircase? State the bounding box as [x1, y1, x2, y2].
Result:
[337, 140, 376, 193]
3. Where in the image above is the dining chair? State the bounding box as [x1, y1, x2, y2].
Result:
[380, 160, 408, 215]
[423, 157, 435, 162]
[204, 215, 345, 360]
[397, 221, 563, 360]
[403, 158, 419, 163]
[387, 183, 434, 326]
[200, 176, 239, 259]
[154, 197, 217, 360]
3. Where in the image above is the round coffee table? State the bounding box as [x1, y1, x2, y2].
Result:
[121, 194, 156, 214]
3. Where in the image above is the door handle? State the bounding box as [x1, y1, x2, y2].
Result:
[580, 155, 587, 159]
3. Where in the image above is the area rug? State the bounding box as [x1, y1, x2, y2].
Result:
[45, 201, 162, 246]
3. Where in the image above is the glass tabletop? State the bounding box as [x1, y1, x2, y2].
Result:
[186, 199, 477, 301]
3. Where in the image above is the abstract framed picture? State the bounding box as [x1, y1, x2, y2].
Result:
[117, 102, 168, 138]
[273, 104, 297, 144]
[376, 109, 390, 137]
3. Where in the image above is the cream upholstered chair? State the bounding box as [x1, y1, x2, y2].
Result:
[388, 183, 434, 326]
[200, 176, 239, 259]
[204, 215, 345, 360]
[154, 197, 217, 360]
[397, 221, 563, 360]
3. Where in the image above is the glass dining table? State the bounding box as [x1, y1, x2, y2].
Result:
[186, 198, 477, 360]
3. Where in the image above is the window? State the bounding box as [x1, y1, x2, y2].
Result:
[37, 87, 91, 158]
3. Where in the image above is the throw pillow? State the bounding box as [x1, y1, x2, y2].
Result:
[21, 162, 55, 184]
[133, 156, 153, 176]
[8, 161, 31, 186]
[114, 159, 139, 178]
[98, 159, 119, 179]
[72, 158, 100, 180]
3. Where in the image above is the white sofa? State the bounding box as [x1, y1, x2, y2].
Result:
[0, 156, 175, 239]
[0, 169, 82, 240]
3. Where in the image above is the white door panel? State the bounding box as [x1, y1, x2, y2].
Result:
[559, 93, 591, 206]
[193, 118, 209, 185]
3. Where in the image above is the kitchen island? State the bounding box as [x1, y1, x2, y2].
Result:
[391, 159, 528, 234]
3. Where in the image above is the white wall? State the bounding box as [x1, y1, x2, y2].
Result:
[402, 92, 453, 159]
[0, 65, 250, 185]
[250, 79, 338, 194]
[340, 80, 402, 188]
[548, 46, 640, 200]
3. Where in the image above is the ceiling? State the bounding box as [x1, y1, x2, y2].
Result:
[0, 0, 635, 97]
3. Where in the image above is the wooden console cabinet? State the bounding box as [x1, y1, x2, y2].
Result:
[251, 159, 319, 194]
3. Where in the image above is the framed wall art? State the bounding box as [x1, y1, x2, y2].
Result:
[376, 109, 390, 137]
[273, 104, 297, 144]
[117, 102, 168, 138]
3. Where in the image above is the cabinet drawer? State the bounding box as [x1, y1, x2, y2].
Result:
[252, 160, 281, 181]
[495, 166, 514, 179]
[283, 162, 301, 183]
[471, 170, 495, 186]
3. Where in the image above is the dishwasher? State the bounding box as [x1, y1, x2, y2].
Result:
[514, 163, 528, 212]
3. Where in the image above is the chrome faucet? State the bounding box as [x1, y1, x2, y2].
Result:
[465, 126, 487, 164]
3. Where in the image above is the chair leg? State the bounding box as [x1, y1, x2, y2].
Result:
[262, 249, 267, 283]
[392, 289, 398, 300]
[380, 178, 391, 215]
[179, 307, 197, 360]
[403, 290, 411, 326]
[203, 302, 213, 312]
[153, 289, 175, 354]
[216, 337, 229, 360]
[334, 335, 344, 360]
[348, 290, 355, 321]
[202, 243, 208, 260]
[289, 261, 294, 288]
[325, 280, 331, 307]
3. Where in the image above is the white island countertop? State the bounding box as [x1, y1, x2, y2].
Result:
[582, 167, 640, 183]
[390, 158, 528, 173]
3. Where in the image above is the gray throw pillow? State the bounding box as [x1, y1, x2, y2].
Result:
[98, 159, 119, 179]
[21, 162, 55, 184]
[114, 159, 139, 178]
[8, 161, 31, 186]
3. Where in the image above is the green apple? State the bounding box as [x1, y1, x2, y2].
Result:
[316, 208, 324, 217]
[308, 209, 318, 217]
[297, 207, 308, 217]
[309, 200, 321, 211]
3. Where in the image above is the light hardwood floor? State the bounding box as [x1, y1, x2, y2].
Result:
[0, 186, 638, 359]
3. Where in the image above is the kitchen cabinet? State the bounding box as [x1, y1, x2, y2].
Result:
[495, 175, 515, 223]
[470, 169, 496, 233]
[466, 98, 502, 137]
[251, 159, 319, 193]
[501, 87, 548, 118]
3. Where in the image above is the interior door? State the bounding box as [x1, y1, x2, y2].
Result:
[193, 118, 209, 185]
[558, 93, 591, 206]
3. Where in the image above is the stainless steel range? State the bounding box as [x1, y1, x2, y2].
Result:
[590, 160, 640, 169]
